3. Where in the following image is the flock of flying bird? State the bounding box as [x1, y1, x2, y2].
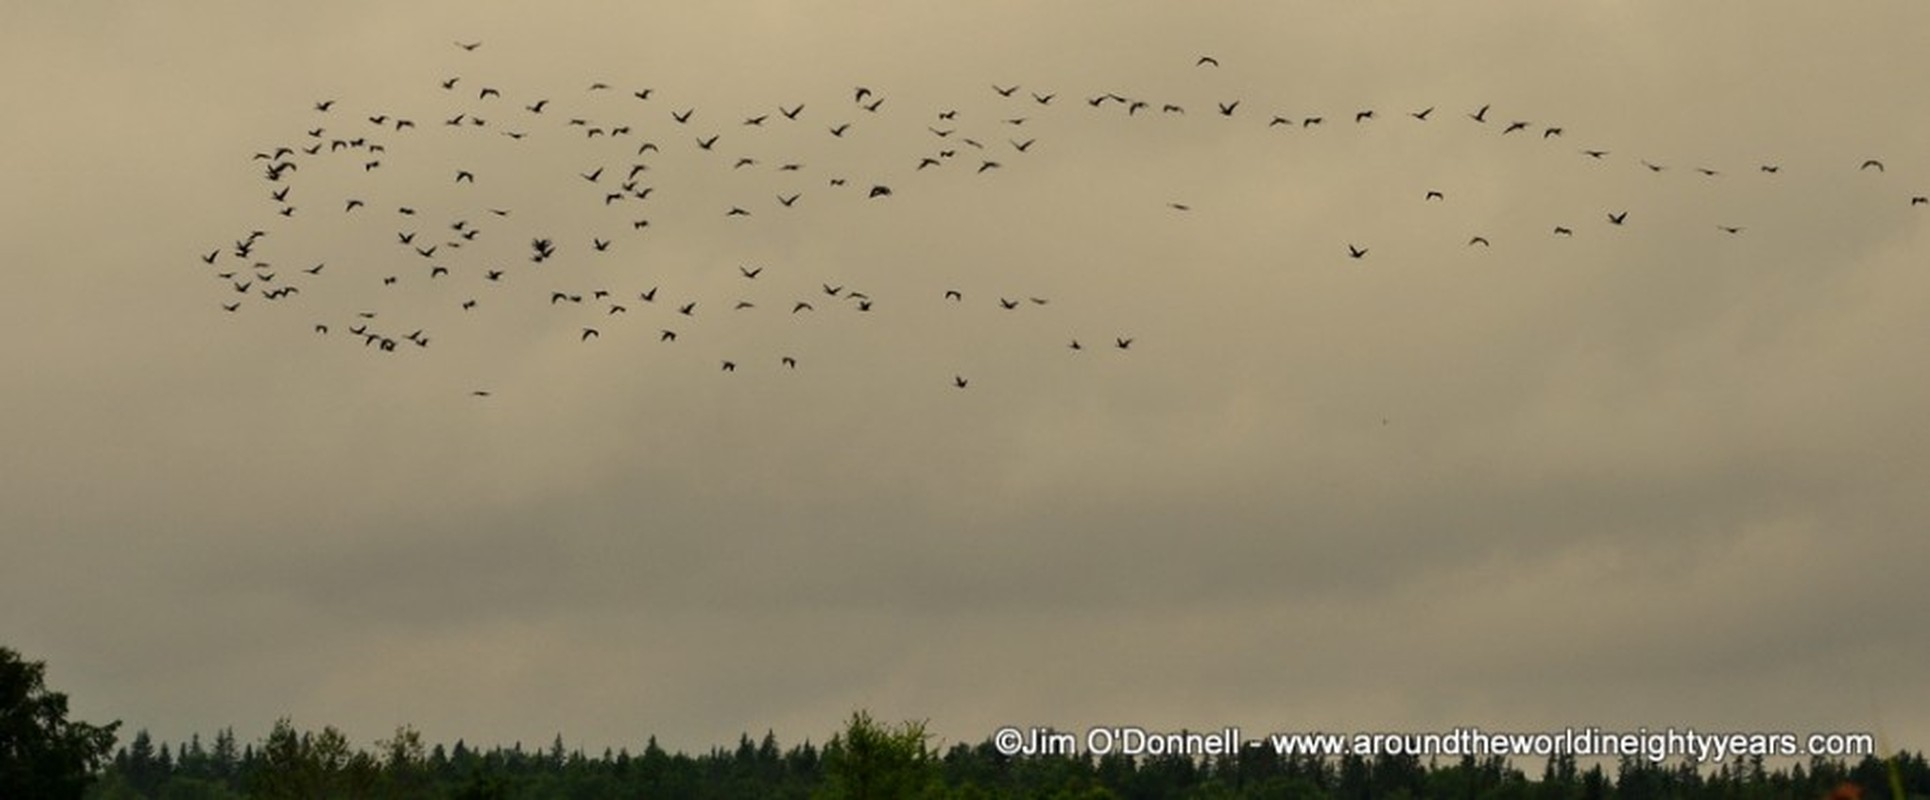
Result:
[193, 42, 1926, 396]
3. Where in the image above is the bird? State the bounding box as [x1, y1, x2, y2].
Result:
[740, 265, 762, 279]
[1411, 107, 1434, 120]
[1115, 337, 1133, 350]
[993, 84, 1018, 97]
[660, 330, 677, 342]
[1470, 104, 1490, 122]
[868, 185, 892, 198]
[792, 302, 814, 313]
[1424, 191, 1444, 201]
[1503, 121, 1530, 134]
[953, 375, 969, 388]
[781, 356, 797, 368]
[1196, 55, 1219, 67]
[1468, 236, 1491, 247]
[781, 104, 804, 119]
[678, 302, 696, 316]
[1582, 149, 1609, 159]
[672, 108, 694, 123]
[1607, 211, 1628, 225]
[1553, 226, 1574, 236]
[1861, 159, 1885, 172]
[456, 41, 481, 51]
[1717, 225, 1744, 234]
[944, 290, 962, 301]
[721, 361, 737, 372]
[1347, 244, 1368, 259]
[581, 328, 599, 341]
[1217, 101, 1239, 116]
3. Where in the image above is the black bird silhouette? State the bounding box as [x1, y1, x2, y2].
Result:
[1583, 149, 1609, 159]
[672, 108, 694, 123]
[993, 84, 1018, 97]
[1553, 226, 1573, 236]
[314, 100, 335, 112]
[782, 356, 797, 368]
[1032, 92, 1054, 104]
[479, 87, 499, 99]
[660, 330, 677, 342]
[1607, 211, 1628, 225]
[1424, 191, 1444, 201]
[726, 206, 750, 216]
[868, 185, 892, 198]
[999, 298, 1019, 309]
[954, 375, 969, 388]
[201, 250, 219, 264]
[581, 167, 603, 182]
[592, 238, 610, 251]
[1355, 110, 1374, 122]
[823, 284, 844, 296]
[640, 287, 658, 302]
[526, 99, 549, 113]
[1196, 55, 1219, 67]
[440, 77, 459, 90]
[1470, 104, 1490, 122]
[221, 302, 240, 312]
[1861, 159, 1885, 172]
[1503, 121, 1530, 134]
[944, 290, 962, 301]
[1717, 225, 1744, 234]
[828, 123, 851, 137]
[1347, 244, 1368, 259]
[1468, 236, 1491, 247]
[678, 302, 696, 315]
[1217, 101, 1239, 116]
[721, 361, 736, 372]
[1543, 127, 1563, 138]
[781, 104, 804, 119]
[1069, 340, 1082, 351]
[862, 97, 884, 112]
[456, 40, 481, 51]
[455, 170, 474, 183]
[778, 193, 800, 206]
[1411, 107, 1433, 120]
[1115, 337, 1133, 350]
[740, 266, 762, 279]
[581, 328, 599, 341]
[696, 135, 719, 149]
[1912, 196, 1928, 206]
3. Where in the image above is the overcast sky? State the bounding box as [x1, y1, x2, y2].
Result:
[5, 1, 1929, 759]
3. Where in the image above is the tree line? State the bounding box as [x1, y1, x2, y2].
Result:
[8, 646, 1927, 798]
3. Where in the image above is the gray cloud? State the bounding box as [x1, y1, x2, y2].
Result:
[4, 0, 1928, 759]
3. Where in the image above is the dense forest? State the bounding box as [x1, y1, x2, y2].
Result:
[74, 716, 1930, 800]
[9, 647, 1928, 798]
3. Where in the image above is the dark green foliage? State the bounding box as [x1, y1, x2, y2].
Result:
[0, 646, 120, 800]
[56, 712, 1930, 799]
